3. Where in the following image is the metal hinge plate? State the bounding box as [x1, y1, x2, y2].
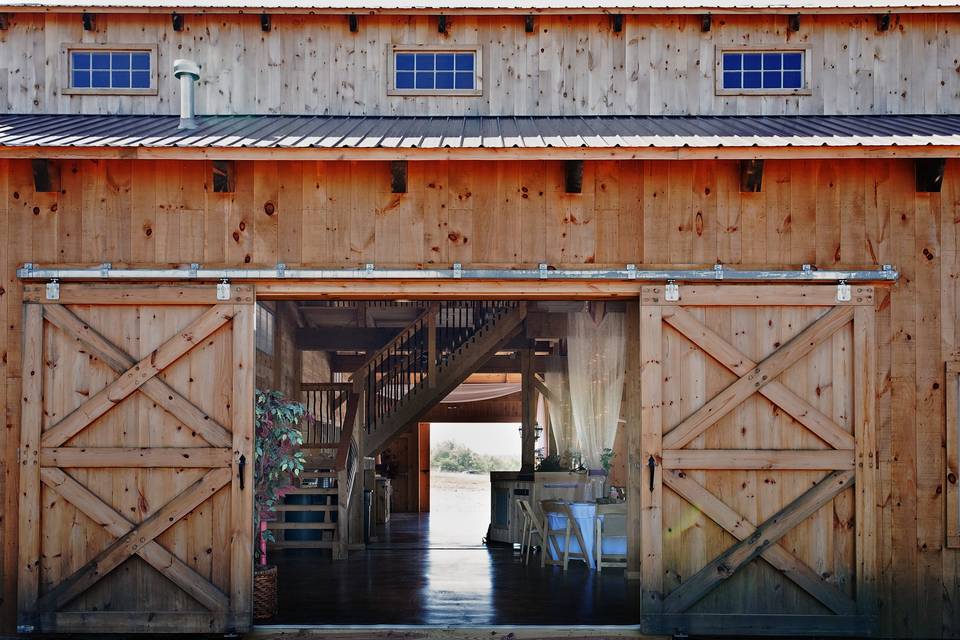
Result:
[665, 281, 680, 302]
[216, 280, 231, 301]
[837, 281, 851, 302]
[45, 280, 60, 301]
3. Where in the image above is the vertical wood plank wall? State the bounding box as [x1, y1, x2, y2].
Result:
[0, 157, 957, 636]
[1, 12, 958, 116]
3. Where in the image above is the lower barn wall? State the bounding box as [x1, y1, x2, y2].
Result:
[0, 157, 957, 636]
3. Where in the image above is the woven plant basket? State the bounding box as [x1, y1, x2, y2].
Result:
[253, 564, 278, 620]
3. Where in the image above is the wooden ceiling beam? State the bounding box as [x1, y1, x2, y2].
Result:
[295, 326, 402, 351]
[329, 352, 549, 374]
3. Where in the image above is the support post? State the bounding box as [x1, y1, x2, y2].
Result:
[625, 300, 642, 579]
[521, 346, 537, 472]
[427, 304, 437, 388]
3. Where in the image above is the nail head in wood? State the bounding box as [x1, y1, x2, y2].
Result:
[700, 14, 711, 32]
[438, 15, 447, 34]
[260, 13, 271, 32]
[81, 12, 95, 31]
[212, 160, 236, 193]
[31, 159, 61, 194]
[348, 14, 359, 33]
[788, 13, 801, 32]
[611, 14, 624, 33]
[391, 160, 408, 194]
[172, 12, 184, 31]
[565, 160, 584, 194]
[739, 159, 764, 193]
[877, 13, 891, 31]
[916, 158, 946, 193]
[524, 15, 535, 33]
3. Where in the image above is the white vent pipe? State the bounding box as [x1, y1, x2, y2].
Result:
[173, 59, 200, 130]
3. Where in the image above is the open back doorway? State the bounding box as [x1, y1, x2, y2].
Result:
[427, 422, 521, 548]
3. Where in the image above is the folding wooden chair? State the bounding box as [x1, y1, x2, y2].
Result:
[594, 503, 628, 572]
[516, 498, 545, 565]
[540, 500, 592, 570]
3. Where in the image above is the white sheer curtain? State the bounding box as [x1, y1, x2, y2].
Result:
[566, 308, 626, 470]
[543, 351, 572, 460]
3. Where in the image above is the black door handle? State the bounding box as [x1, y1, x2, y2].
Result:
[647, 455, 656, 492]
[238, 454, 246, 490]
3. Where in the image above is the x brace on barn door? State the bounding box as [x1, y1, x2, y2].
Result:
[18, 286, 255, 634]
[639, 284, 878, 637]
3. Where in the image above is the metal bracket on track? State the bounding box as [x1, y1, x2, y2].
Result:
[665, 280, 680, 302]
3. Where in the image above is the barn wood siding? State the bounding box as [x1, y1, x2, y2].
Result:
[0, 157, 956, 636]
[1, 12, 959, 116]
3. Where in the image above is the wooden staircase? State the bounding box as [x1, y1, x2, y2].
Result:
[354, 301, 527, 456]
[268, 384, 360, 560]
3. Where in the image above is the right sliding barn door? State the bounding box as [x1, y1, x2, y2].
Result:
[639, 285, 878, 637]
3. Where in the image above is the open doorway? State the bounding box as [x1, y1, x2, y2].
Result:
[254, 298, 639, 626]
[428, 422, 521, 547]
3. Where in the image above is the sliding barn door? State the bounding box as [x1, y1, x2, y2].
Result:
[17, 284, 256, 634]
[639, 285, 878, 637]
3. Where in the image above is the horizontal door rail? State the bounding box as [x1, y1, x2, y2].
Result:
[18, 263, 899, 282]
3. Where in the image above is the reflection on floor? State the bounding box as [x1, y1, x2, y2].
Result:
[271, 512, 641, 625]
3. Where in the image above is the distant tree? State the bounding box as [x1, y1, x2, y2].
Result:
[431, 439, 519, 473]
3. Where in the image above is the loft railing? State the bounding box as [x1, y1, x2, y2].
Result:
[300, 382, 352, 450]
[352, 300, 519, 442]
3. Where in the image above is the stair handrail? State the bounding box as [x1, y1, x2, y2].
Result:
[335, 391, 361, 471]
[350, 302, 441, 393]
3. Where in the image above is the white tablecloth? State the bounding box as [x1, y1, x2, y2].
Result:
[546, 502, 628, 568]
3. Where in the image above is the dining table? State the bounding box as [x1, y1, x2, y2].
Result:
[544, 500, 627, 568]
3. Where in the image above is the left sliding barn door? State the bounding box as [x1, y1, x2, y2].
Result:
[16, 284, 256, 634]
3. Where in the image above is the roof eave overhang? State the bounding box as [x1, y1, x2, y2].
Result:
[1, 5, 956, 14]
[0, 144, 957, 160]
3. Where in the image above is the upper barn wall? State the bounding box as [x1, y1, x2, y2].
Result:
[1, 11, 959, 116]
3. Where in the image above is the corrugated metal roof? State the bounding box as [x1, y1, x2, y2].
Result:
[3, 0, 957, 10]
[1, 114, 959, 152]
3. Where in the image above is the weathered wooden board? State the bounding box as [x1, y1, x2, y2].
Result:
[0, 156, 955, 638]
[640, 286, 878, 636]
[13, 293, 254, 634]
[1, 13, 958, 117]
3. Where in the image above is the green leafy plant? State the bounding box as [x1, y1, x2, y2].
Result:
[254, 389, 310, 566]
[600, 448, 615, 474]
[535, 453, 570, 472]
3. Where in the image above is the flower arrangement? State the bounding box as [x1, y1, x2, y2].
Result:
[254, 389, 310, 566]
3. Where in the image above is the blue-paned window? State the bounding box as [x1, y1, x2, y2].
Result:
[70, 49, 153, 91]
[394, 49, 477, 93]
[721, 50, 804, 92]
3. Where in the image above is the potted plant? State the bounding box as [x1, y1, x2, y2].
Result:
[253, 389, 309, 620]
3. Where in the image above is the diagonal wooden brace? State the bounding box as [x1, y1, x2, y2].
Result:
[42, 305, 236, 448]
[42, 304, 232, 447]
[664, 469, 858, 615]
[662, 306, 855, 450]
[664, 306, 854, 449]
[34, 467, 231, 612]
[663, 469, 856, 614]
[40, 468, 229, 612]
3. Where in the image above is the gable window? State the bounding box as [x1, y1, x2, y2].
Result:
[716, 47, 810, 95]
[63, 44, 157, 95]
[388, 45, 482, 96]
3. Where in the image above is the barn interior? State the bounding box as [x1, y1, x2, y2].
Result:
[253, 298, 638, 625]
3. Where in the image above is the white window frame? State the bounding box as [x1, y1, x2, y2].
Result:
[256, 303, 276, 357]
[714, 45, 812, 97]
[62, 43, 159, 96]
[387, 44, 483, 97]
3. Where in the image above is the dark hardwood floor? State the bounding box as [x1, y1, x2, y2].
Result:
[269, 512, 641, 626]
